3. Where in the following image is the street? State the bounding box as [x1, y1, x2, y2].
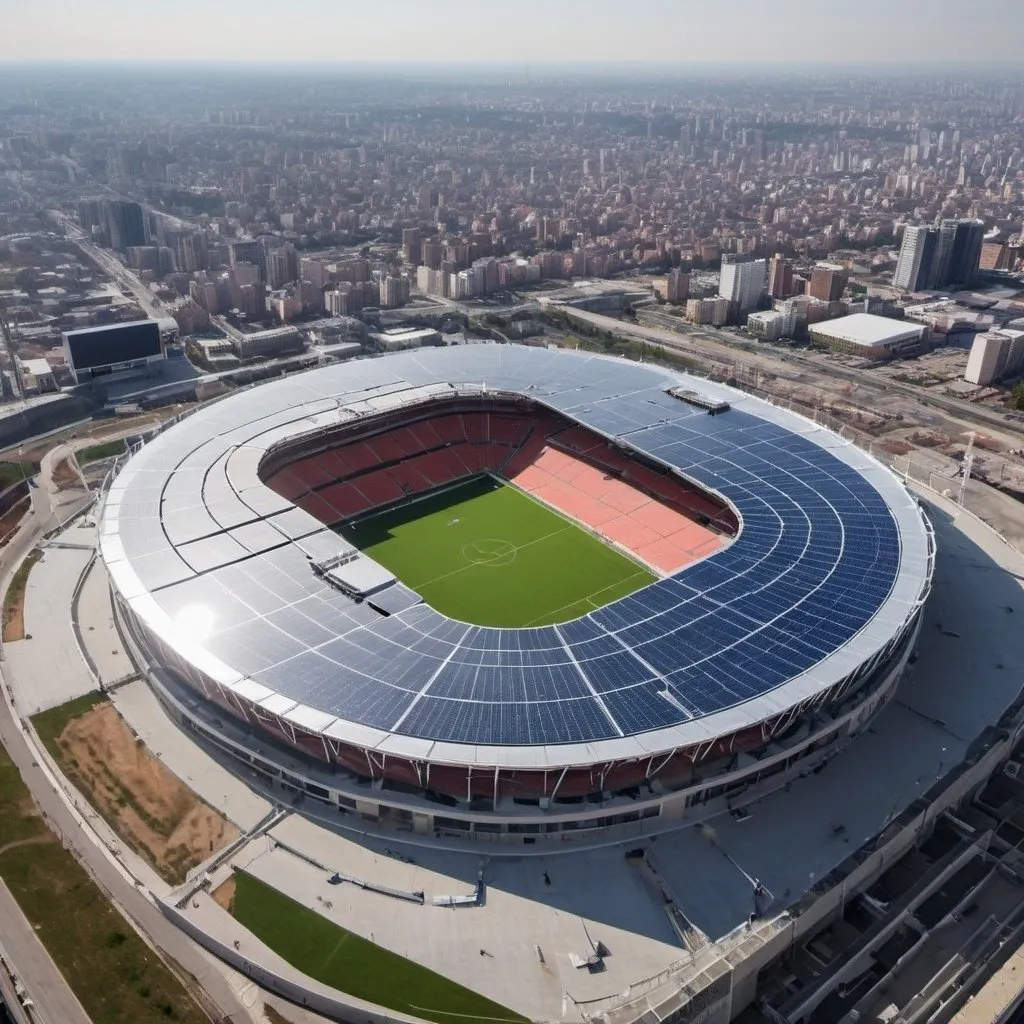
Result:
[0, 880, 90, 1024]
[44, 210, 166, 320]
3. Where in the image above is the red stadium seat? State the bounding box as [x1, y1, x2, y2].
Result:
[262, 401, 736, 549]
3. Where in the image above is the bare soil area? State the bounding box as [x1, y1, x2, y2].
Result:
[211, 873, 236, 913]
[54, 703, 239, 883]
[263, 1005, 299, 1024]
[0, 494, 30, 547]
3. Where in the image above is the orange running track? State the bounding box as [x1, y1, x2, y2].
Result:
[508, 447, 725, 574]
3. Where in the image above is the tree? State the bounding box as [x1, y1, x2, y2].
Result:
[1012, 380, 1024, 411]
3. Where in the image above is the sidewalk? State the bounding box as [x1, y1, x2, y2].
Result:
[4, 545, 97, 714]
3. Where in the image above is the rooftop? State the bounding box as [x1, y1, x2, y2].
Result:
[20, 357, 53, 377]
[100, 346, 932, 766]
[811, 313, 926, 347]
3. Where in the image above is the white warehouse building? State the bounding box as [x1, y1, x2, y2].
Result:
[808, 313, 927, 358]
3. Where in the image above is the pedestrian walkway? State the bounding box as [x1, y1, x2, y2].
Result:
[4, 546, 99, 714]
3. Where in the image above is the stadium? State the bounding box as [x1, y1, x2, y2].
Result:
[101, 345, 934, 840]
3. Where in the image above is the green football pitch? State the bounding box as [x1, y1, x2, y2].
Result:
[338, 476, 656, 627]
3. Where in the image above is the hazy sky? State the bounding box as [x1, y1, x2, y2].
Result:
[1, 0, 1022, 65]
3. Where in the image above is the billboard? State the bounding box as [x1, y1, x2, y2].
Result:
[64, 320, 162, 373]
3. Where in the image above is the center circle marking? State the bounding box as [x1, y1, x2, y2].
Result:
[462, 538, 517, 567]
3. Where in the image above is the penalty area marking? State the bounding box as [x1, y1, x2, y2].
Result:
[461, 538, 518, 567]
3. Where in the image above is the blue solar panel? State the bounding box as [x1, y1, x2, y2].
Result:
[576, 648, 656, 695]
[116, 345, 922, 750]
[602, 685, 686, 734]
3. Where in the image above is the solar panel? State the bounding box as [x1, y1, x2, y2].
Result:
[106, 345, 929, 751]
[367, 584, 422, 616]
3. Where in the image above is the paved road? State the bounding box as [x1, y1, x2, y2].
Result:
[75, 239, 166, 319]
[43, 211, 165, 320]
[0, 880, 91, 1024]
[0, 464, 255, 1023]
[0, 936, 32, 1024]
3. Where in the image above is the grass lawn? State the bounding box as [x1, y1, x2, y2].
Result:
[229, 871, 526, 1023]
[2, 548, 41, 641]
[0, 460, 38, 489]
[0, 744, 207, 1024]
[32, 690, 108, 752]
[339, 476, 655, 627]
[0, 745, 46, 848]
[76, 439, 127, 465]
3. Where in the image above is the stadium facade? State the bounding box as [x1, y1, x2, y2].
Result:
[101, 346, 934, 841]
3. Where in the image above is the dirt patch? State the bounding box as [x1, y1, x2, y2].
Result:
[909, 430, 952, 448]
[263, 1005, 299, 1024]
[974, 433, 1006, 452]
[211, 874, 236, 914]
[51, 456, 81, 490]
[0, 494, 29, 547]
[54, 703, 239, 883]
[879, 440, 914, 456]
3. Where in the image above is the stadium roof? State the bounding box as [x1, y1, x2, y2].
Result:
[101, 345, 931, 768]
[809, 313, 925, 348]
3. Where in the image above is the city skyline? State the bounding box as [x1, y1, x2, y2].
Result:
[2, 0, 1023, 64]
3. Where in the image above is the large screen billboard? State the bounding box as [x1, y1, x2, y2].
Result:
[65, 320, 162, 372]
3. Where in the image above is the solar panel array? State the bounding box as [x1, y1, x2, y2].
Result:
[102, 346, 931, 754]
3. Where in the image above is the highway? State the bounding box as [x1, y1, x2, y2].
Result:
[0, 457, 256, 1024]
[43, 210, 167, 320]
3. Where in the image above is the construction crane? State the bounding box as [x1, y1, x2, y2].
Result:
[0, 298, 24, 400]
[957, 431, 976, 513]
